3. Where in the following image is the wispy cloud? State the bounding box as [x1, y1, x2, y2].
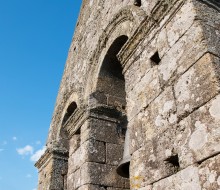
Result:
[0, 149, 4, 152]
[2, 141, 7, 145]
[12, 136, 17, 141]
[30, 146, 46, 162]
[17, 145, 34, 156]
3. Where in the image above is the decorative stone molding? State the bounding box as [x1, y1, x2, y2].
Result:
[63, 107, 87, 138]
[90, 5, 146, 67]
[84, 6, 146, 97]
[89, 104, 122, 123]
[35, 146, 68, 170]
[63, 102, 123, 139]
[118, 0, 183, 73]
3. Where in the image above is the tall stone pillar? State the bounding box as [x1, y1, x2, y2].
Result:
[64, 96, 129, 189]
[35, 143, 68, 190]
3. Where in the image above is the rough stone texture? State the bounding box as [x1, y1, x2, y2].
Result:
[152, 165, 201, 190]
[176, 93, 220, 168]
[106, 143, 124, 166]
[80, 162, 128, 188]
[35, 0, 220, 189]
[68, 139, 106, 174]
[199, 154, 220, 190]
[174, 53, 220, 118]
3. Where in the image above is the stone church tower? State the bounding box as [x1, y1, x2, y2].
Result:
[35, 0, 220, 189]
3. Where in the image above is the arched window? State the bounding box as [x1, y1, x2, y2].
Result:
[62, 102, 77, 126]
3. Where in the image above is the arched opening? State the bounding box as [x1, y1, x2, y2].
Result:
[60, 101, 78, 149]
[96, 35, 128, 111]
[62, 102, 77, 126]
[96, 35, 130, 180]
[59, 101, 78, 190]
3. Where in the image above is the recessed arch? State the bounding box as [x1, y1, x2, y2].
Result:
[95, 35, 128, 110]
[62, 101, 77, 126]
[84, 6, 146, 99]
[93, 35, 130, 180]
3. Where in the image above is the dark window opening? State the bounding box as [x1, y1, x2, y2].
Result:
[150, 51, 161, 66]
[97, 35, 128, 110]
[62, 102, 77, 126]
[100, 35, 128, 80]
[96, 35, 130, 180]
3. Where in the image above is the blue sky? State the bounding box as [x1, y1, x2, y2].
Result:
[0, 1, 82, 189]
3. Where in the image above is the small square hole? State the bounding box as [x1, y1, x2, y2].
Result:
[134, 0, 141, 7]
[165, 154, 180, 168]
[150, 51, 161, 65]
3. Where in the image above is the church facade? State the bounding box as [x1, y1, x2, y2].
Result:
[35, 0, 220, 189]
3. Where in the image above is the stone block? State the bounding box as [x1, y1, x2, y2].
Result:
[159, 21, 207, 86]
[146, 86, 177, 134]
[166, 0, 196, 47]
[156, 27, 169, 57]
[106, 143, 124, 166]
[68, 139, 105, 173]
[124, 31, 167, 93]
[129, 116, 145, 155]
[130, 140, 178, 187]
[81, 118, 123, 144]
[67, 169, 81, 190]
[174, 53, 220, 120]
[152, 165, 201, 190]
[202, 23, 220, 58]
[69, 134, 80, 156]
[175, 94, 220, 167]
[127, 67, 161, 121]
[130, 86, 177, 154]
[80, 162, 129, 188]
[199, 154, 220, 190]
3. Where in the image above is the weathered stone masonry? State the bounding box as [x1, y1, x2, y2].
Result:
[36, 0, 220, 189]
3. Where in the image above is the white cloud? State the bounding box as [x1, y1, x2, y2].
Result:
[32, 188, 37, 190]
[36, 141, 41, 145]
[0, 149, 4, 152]
[26, 174, 32, 178]
[12, 137, 17, 141]
[17, 145, 34, 156]
[2, 141, 7, 145]
[30, 146, 46, 162]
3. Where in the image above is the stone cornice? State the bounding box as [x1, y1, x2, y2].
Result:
[88, 104, 121, 123]
[35, 147, 68, 170]
[118, 0, 183, 73]
[63, 103, 122, 139]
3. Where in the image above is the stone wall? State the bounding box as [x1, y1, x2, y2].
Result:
[36, 0, 220, 189]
